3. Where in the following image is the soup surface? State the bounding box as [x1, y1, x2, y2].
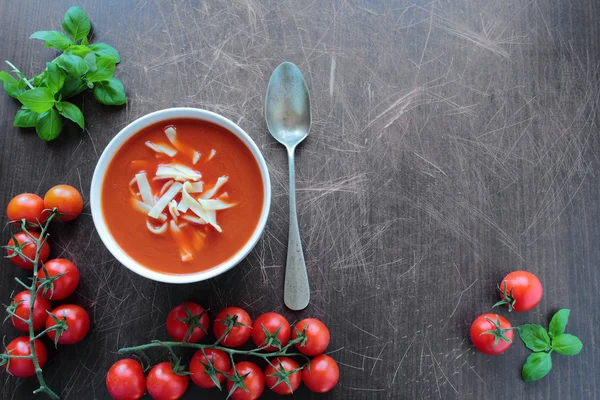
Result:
[102, 118, 264, 275]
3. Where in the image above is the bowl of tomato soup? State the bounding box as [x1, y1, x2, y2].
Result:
[90, 108, 271, 283]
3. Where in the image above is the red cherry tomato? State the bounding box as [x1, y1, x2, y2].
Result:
[43, 184, 83, 222]
[46, 304, 90, 345]
[10, 290, 51, 332]
[496, 271, 543, 312]
[226, 361, 264, 400]
[470, 314, 514, 355]
[252, 312, 290, 352]
[292, 318, 330, 356]
[6, 231, 50, 270]
[37, 258, 80, 300]
[106, 359, 146, 400]
[166, 302, 210, 343]
[302, 355, 339, 393]
[7, 193, 45, 228]
[3, 337, 47, 378]
[146, 362, 189, 400]
[213, 307, 252, 348]
[264, 357, 301, 395]
[189, 348, 230, 388]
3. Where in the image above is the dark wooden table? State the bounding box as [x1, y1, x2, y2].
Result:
[1, 1, 599, 399]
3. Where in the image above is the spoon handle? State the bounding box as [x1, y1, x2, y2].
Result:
[284, 147, 310, 310]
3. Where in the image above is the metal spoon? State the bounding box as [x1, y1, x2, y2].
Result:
[265, 62, 311, 311]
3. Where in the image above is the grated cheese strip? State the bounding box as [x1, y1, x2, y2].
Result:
[156, 164, 202, 182]
[145, 141, 177, 157]
[169, 220, 193, 262]
[131, 199, 166, 222]
[164, 126, 197, 162]
[164, 126, 176, 143]
[168, 200, 180, 222]
[203, 210, 222, 232]
[135, 173, 154, 206]
[148, 182, 183, 219]
[190, 229, 206, 252]
[198, 199, 235, 211]
[129, 177, 138, 197]
[181, 182, 222, 232]
[193, 151, 201, 164]
[200, 176, 228, 199]
[159, 180, 175, 197]
[187, 181, 204, 193]
[146, 220, 167, 235]
[182, 215, 206, 225]
[207, 149, 216, 161]
[177, 202, 189, 213]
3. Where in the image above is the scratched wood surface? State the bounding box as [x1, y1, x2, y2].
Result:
[1, 0, 599, 399]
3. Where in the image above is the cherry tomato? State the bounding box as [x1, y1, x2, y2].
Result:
[146, 362, 189, 400]
[264, 357, 301, 395]
[496, 271, 543, 312]
[252, 312, 290, 352]
[189, 348, 230, 388]
[106, 359, 146, 400]
[6, 231, 50, 270]
[226, 361, 264, 400]
[213, 307, 252, 348]
[166, 302, 210, 343]
[37, 258, 80, 300]
[3, 337, 47, 378]
[292, 318, 330, 356]
[302, 355, 339, 393]
[10, 290, 51, 332]
[46, 304, 90, 345]
[470, 314, 514, 355]
[43, 184, 83, 222]
[7, 193, 45, 228]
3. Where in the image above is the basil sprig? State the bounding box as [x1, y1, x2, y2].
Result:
[0, 6, 126, 141]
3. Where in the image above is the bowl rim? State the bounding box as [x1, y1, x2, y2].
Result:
[90, 107, 271, 284]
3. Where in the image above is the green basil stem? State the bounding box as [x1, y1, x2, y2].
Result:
[5, 61, 35, 90]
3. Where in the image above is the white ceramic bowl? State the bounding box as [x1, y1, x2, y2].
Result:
[90, 108, 271, 284]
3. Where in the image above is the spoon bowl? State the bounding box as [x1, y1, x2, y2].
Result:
[265, 62, 311, 147]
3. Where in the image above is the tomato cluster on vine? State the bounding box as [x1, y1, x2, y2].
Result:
[107, 304, 340, 400]
[1, 187, 90, 386]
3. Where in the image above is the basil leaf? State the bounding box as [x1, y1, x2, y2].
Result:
[14, 107, 39, 128]
[549, 309, 570, 338]
[517, 324, 551, 352]
[29, 30, 73, 51]
[0, 71, 22, 98]
[56, 54, 89, 77]
[60, 76, 87, 99]
[88, 42, 120, 63]
[56, 101, 84, 129]
[84, 52, 97, 73]
[35, 108, 62, 141]
[522, 352, 552, 382]
[33, 72, 46, 87]
[62, 6, 91, 41]
[17, 88, 55, 113]
[86, 56, 116, 82]
[41, 63, 66, 93]
[69, 44, 92, 58]
[93, 78, 126, 105]
[552, 334, 582, 356]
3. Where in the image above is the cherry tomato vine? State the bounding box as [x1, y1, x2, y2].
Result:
[118, 312, 339, 398]
[1, 211, 63, 399]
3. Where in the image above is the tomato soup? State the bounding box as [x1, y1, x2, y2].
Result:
[102, 118, 264, 275]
